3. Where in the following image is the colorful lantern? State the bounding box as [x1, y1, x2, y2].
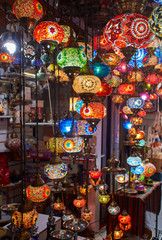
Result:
[144, 162, 156, 177]
[127, 156, 141, 166]
[90, 167, 102, 179]
[118, 84, 135, 95]
[75, 120, 98, 135]
[134, 165, 144, 174]
[96, 82, 112, 97]
[12, 199, 38, 229]
[102, 52, 121, 69]
[138, 110, 146, 117]
[145, 73, 162, 85]
[119, 222, 131, 231]
[135, 130, 145, 140]
[5, 131, 21, 151]
[0, 53, 14, 63]
[130, 116, 143, 125]
[112, 95, 124, 104]
[143, 100, 153, 109]
[54, 198, 64, 211]
[115, 174, 129, 184]
[81, 208, 93, 222]
[128, 70, 144, 83]
[78, 42, 93, 60]
[97, 182, 108, 193]
[122, 106, 133, 115]
[109, 75, 122, 88]
[127, 97, 145, 109]
[62, 212, 74, 222]
[47, 137, 65, 153]
[123, 121, 133, 130]
[75, 99, 84, 114]
[129, 48, 147, 68]
[149, 93, 158, 101]
[136, 139, 146, 146]
[62, 137, 84, 153]
[80, 102, 106, 120]
[60, 117, 75, 135]
[116, 60, 132, 73]
[108, 201, 120, 216]
[113, 227, 124, 239]
[98, 192, 110, 205]
[90, 60, 111, 78]
[73, 196, 86, 209]
[80, 184, 91, 196]
[148, 6, 162, 38]
[118, 210, 131, 225]
[128, 127, 137, 136]
[92, 35, 111, 51]
[26, 175, 51, 203]
[104, 13, 154, 49]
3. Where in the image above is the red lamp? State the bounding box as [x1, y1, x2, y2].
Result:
[143, 100, 153, 109]
[138, 110, 146, 117]
[118, 84, 135, 95]
[145, 73, 162, 85]
[130, 116, 143, 126]
[90, 166, 102, 180]
[119, 222, 131, 231]
[135, 129, 145, 140]
[73, 195, 86, 209]
[0, 53, 14, 71]
[96, 82, 112, 97]
[118, 210, 131, 225]
[149, 93, 158, 100]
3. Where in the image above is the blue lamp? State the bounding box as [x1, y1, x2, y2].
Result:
[90, 55, 111, 78]
[60, 117, 75, 135]
[123, 121, 132, 130]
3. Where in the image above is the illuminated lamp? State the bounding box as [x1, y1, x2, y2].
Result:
[26, 174, 51, 203]
[60, 25, 71, 43]
[116, 60, 132, 73]
[0, 53, 14, 71]
[12, 199, 38, 229]
[31, 58, 43, 67]
[115, 174, 129, 184]
[98, 191, 110, 205]
[47, 64, 69, 83]
[75, 120, 97, 136]
[128, 70, 144, 82]
[128, 127, 137, 137]
[119, 222, 131, 231]
[2, 32, 17, 55]
[13, 0, 43, 31]
[127, 97, 145, 110]
[90, 166, 102, 180]
[149, 93, 158, 101]
[109, 75, 122, 88]
[143, 100, 153, 109]
[145, 72, 162, 85]
[73, 195, 86, 209]
[148, 5, 162, 38]
[47, 137, 65, 153]
[102, 51, 121, 70]
[136, 139, 146, 146]
[78, 42, 93, 60]
[80, 102, 106, 129]
[62, 210, 74, 222]
[75, 99, 84, 114]
[134, 165, 144, 174]
[123, 121, 132, 130]
[112, 95, 124, 104]
[24, 42, 35, 59]
[107, 201, 120, 216]
[113, 226, 124, 239]
[136, 183, 145, 192]
[130, 116, 143, 126]
[135, 129, 145, 140]
[143, 83, 152, 91]
[121, 113, 128, 120]
[152, 0, 162, 3]
[81, 208, 93, 222]
[60, 113, 75, 135]
[44, 154, 68, 180]
[122, 106, 133, 115]
[138, 110, 146, 117]
[69, 97, 79, 112]
[90, 55, 111, 78]
[127, 156, 141, 166]
[97, 182, 108, 193]
[33, 21, 64, 53]
[96, 82, 112, 97]
[92, 35, 111, 51]
[104, 13, 154, 49]
[142, 55, 158, 67]
[80, 184, 91, 196]
[62, 137, 84, 153]
[54, 198, 64, 211]
[144, 161, 156, 178]
[129, 48, 147, 68]
[118, 84, 135, 95]
[5, 131, 20, 151]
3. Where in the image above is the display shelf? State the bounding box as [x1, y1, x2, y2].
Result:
[0, 116, 12, 119]
[13, 122, 54, 127]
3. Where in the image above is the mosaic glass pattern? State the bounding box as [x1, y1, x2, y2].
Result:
[145, 73, 162, 85]
[134, 165, 144, 174]
[108, 204, 120, 215]
[104, 13, 154, 49]
[90, 61, 111, 78]
[149, 5, 162, 38]
[73, 75, 101, 94]
[60, 119, 75, 135]
[75, 120, 98, 135]
[119, 222, 131, 231]
[102, 52, 121, 68]
[128, 127, 137, 136]
[73, 198, 86, 208]
[122, 106, 133, 115]
[60, 25, 70, 43]
[80, 185, 91, 196]
[135, 130, 145, 140]
[144, 162, 156, 177]
[138, 110, 146, 117]
[127, 156, 142, 166]
[109, 75, 122, 88]
[127, 97, 145, 109]
[75, 99, 84, 114]
[44, 163, 67, 180]
[90, 170, 102, 179]
[123, 121, 132, 129]
[12, 209, 38, 229]
[33, 21, 64, 44]
[96, 82, 112, 97]
[112, 95, 124, 104]
[47, 137, 65, 153]
[26, 184, 51, 202]
[0, 53, 14, 63]
[128, 70, 144, 83]
[129, 48, 147, 68]
[78, 42, 93, 60]
[115, 174, 129, 183]
[57, 48, 87, 69]
[98, 194, 110, 205]
[13, 0, 43, 21]
[81, 210, 93, 222]
[80, 103, 106, 119]
[118, 84, 135, 95]
[62, 214, 74, 222]
[54, 202, 64, 211]
[62, 137, 84, 153]
[130, 116, 143, 125]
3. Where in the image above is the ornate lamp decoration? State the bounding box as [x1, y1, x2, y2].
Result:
[0, 53, 14, 71]
[109, 75, 122, 88]
[128, 127, 137, 137]
[122, 106, 133, 115]
[128, 70, 144, 83]
[115, 174, 129, 184]
[127, 97, 145, 110]
[135, 129, 145, 140]
[78, 42, 93, 60]
[123, 121, 133, 129]
[47, 137, 65, 154]
[26, 174, 51, 203]
[62, 137, 84, 153]
[148, 5, 162, 38]
[143, 160, 156, 178]
[80, 183, 92, 196]
[73, 195, 86, 209]
[102, 51, 121, 70]
[60, 113, 75, 136]
[5, 131, 21, 151]
[145, 72, 162, 85]
[90, 166, 102, 181]
[98, 191, 110, 206]
[118, 84, 135, 96]
[119, 222, 131, 231]
[81, 208, 93, 222]
[127, 155, 142, 167]
[62, 209, 74, 222]
[149, 93, 158, 101]
[47, 65, 70, 83]
[130, 116, 143, 126]
[108, 201, 120, 216]
[54, 197, 64, 211]
[112, 95, 124, 105]
[115, 59, 132, 74]
[75, 120, 98, 136]
[96, 82, 113, 97]
[113, 226, 124, 239]
[12, 199, 38, 229]
[137, 109, 146, 117]
[118, 210, 131, 225]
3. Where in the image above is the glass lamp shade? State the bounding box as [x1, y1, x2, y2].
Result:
[149, 93, 158, 101]
[90, 61, 111, 78]
[80, 185, 91, 196]
[137, 139, 146, 146]
[57, 48, 87, 69]
[60, 25, 71, 43]
[145, 73, 162, 85]
[98, 193, 110, 205]
[33, 21, 64, 46]
[62, 137, 84, 153]
[115, 174, 129, 184]
[62, 213, 74, 222]
[81, 208, 93, 222]
[47, 137, 65, 153]
[118, 84, 135, 95]
[44, 162, 67, 180]
[13, 0, 43, 21]
[80, 102, 106, 120]
[75, 120, 98, 136]
[129, 48, 147, 68]
[72, 75, 101, 94]
[112, 95, 124, 104]
[128, 127, 137, 136]
[144, 162, 156, 177]
[119, 222, 131, 231]
[109, 75, 122, 88]
[26, 175, 51, 203]
[0, 53, 14, 63]
[108, 201, 120, 215]
[122, 106, 133, 115]
[104, 13, 154, 49]
[127, 156, 142, 166]
[60, 118, 75, 135]
[138, 110, 146, 117]
[116, 60, 132, 73]
[128, 70, 144, 82]
[5, 131, 21, 151]
[92, 35, 111, 51]
[78, 42, 93, 60]
[90, 168, 102, 179]
[121, 113, 128, 120]
[54, 199, 64, 211]
[148, 6, 162, 38]
[31, 58, 43, 67]
[75, 99, 84, 114]
[97, 183, 108, 192]
[12, 199, 38, 229]
[118, 210, 131, 224]
[127, 97, 145, 109]
[123, 121, 133, 129]
[102, 52, 121, 68]
[143, 100, 153, 109]
[135, 130, 145, 140]
[130, 116, 143, 125]
[134, 165, 144, 174]
[96, 82, 112, 97]
[73, 196, 86, 208]
[113, 228, 123, 239]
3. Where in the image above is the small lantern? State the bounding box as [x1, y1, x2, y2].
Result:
[134, 165, 144, 174]
[135, 130, 145, 140]
[47, 137, 65, 153]
[90, 56, 111, 78]
[123, 121, 133, 130]
[80, 102, 106, 120]
[122, 106, 133, 115]
[128, 70, 144, 82]
[73, 195, 86, 209]
[78, 42, 93, 60]
[115, 174, 129, 184]
[112, 95, 124, 104]
[130, 116, 143, 126]
[108, 201, 120, 216]
[62, 210, 74, 222]
[80, 184, 91, 196]
[109, 75, 122, 88]
[144, 161, 156, 178]
[143, 100, 153, 109]
[62, 137, 84, 153]
[81, 208, 93, 222]
[98, 191, 110, 205]
[90, 166, 102, 180]
[119, 222, 131, 231]
[118, 210, 131, 225]
[90, 178, 101, 187]
[5, 131, 21, 151]
[145, 73, 162, 85]
[118, 84, 135, 95]
[148, 5, 162, 38]
[127, 156, 142, 167]
[128, 127, 137, 136]
[54, 198, 64, 211]
[75, 120, 98, 136]
[127, 97, 145, 109]
[149, 93, 158, 101]
[102, 52, 121, 70]
[96, 82, 112, 97]
[138, 110, 146, 117]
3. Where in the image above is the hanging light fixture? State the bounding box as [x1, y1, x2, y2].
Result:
[138, 109, 146, 117]
[75, 120, 98, 136]
[118, 84, 135, 95]
[112, 95, 124, 105]
[130, 116, 143, 126]
[5, 131, 21, 151]
[127, 70, 144, 83]
[107, 201, 120, 216]
[113, 226, 124, 239]
[98, 191, 110, 206]
[73, 195, 86, 209]
[62, 137, 84, 153]
[62, 209, 74, 222]
[109, 75, 122, 88]
[90, 166, 102, 181]
[47, 137, 65, 154]
[143, 160, 156, 178]
[122, 106, 133, 115]
[54, 197, 64, 211]
[127, 155, 142, 167]
[59, 113, 75, 136]
[148, 5, 162, 38]
[135, 129, 145, 140]
[115, 174, 129, 184]
[0, 53, 14, 71]
[81, 208, 93, 222]
[145, 72, 162, 85]
[96, 82, 112, 97]
[143, 100, 153, 110]
[123, 121, 133, 130]
[80, 183, 92, 196]
[90, 55, 111, 78]
[127, 97, 145, 110]
[102, 50, 121, 71]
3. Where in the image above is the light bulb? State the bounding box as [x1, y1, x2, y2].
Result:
[4, 40, 16, 54]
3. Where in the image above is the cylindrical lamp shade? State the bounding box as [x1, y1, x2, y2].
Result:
[62, 137, 84, 153]
[81, 209, 93, 222]
[128, 70, 144, 82]
[57, 48, 87, 69]
[127, 156, 142, 166]
[44, 163, 68, 180]
[47, 137, 65, 153]
[13, 0, 43, 21]
[72, 75, 101, 94]
[109, 75, 122, 87]
[145, 73, 162, 85]
[118, 84, 135, 95]
[144, 162, 156, 177]
[26, 184, 51, 203]
[80, 103, 106, 119]
[130, 116, 143, 125]
[33, 21, 64, 44]
[96, 82, 112, 97]
[148, 6, 162, 38]
[75, 120, 98, 135]
[12, 209, 38, 229]
[104, 13, 154, 49]
[127, 97, 145, 109]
